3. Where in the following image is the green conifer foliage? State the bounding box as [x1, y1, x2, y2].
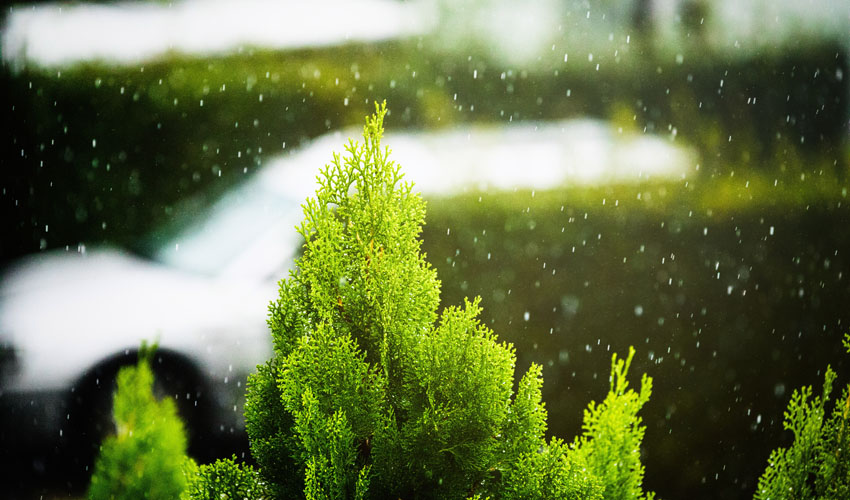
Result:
[571, 347, 655, 500]
[754, 333, 850, 500]
[498, 437, 602, 500]
[87, 346, 190, 500]
[245, 103, 655, 499]
[182, 455, 269, 500]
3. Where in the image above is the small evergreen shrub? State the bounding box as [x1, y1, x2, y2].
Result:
[182, 455, 269, 500]
[87, 344, 190, 500]
[243, 103, 655, 499]
[753, 333, 850, 500]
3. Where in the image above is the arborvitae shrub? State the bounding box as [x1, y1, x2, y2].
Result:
[754, 333, 850, 500]
[182, 455, 269, 500]
[86, 345, 190, 500]
[243, 103, 655, 499]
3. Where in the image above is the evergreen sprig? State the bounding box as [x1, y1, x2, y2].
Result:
[572, 347, 655, 500]
[754, 333, 850, 500]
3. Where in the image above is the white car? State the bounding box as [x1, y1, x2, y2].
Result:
[0, 119, 692, 482]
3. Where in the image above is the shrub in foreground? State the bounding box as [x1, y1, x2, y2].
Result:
[241, 103, 654, 499]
